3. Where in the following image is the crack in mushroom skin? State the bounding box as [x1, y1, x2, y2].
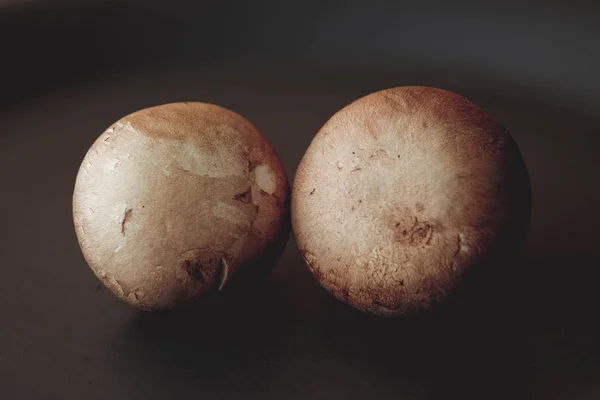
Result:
[73, 102, 290, 310]
[292, 87, 531, 317]
[233, 187, 253, 203]
[120, 208, 132, 235]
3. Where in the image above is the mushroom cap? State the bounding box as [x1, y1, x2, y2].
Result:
[73, 102, 289, 310]
[292, 87, 531, 317]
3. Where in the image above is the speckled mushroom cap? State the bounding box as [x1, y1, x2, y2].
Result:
[292, 87, 531, 317]
[73, 102, 289, 310]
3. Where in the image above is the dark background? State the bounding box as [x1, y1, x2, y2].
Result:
[1, 1, 599, 399]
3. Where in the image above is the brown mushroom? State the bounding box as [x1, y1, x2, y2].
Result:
[292, 87, 531, 317]
[73, 102, 290, 310]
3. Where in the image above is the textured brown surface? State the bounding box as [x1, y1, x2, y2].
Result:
[292, 87, 531, 316]
[73, 102, 289, 310]
[2, 62, 600, 400]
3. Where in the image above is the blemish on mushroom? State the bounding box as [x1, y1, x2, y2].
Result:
[302, 250, 317, 269]
[458, 233, 469, 253]
[108, 276, 125, 296]
[233, 187, 253, 203]
[393, 217, 434, 245]
[254, 164, 277, 194]
[260, 188, 279, 198]
[121, 208, 133, 235]
[310, 188, 315, 195]
[184, 260, 207, 283]
[369, 149, 388, 161]
[133, 288, 144, 300]
[247, 159, 260, 172]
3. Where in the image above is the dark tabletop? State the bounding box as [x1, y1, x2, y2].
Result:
[1, 1, 599, 399]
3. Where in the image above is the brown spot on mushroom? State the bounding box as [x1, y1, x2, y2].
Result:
[393, 217, 434, 245]
[184, 260, 209, 283]
[416, 203, 425, 212]
[310, 188, 315, 195]
[247, 159, 260, 172]
[178, 248, 225, 288]
[369, 148, 387, 161]
[120, 208, 132, 235]
[233, 187, 253, 203]
[413, 224, 433, 244]
[453, 234, 462, 260]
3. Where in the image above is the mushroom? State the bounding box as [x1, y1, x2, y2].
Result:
[292, 87, 531, 316]
[73, 102, 290, 310]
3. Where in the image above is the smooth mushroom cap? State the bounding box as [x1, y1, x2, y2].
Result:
[73, 102, 289, 310]
[292, 87, 531, 317]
